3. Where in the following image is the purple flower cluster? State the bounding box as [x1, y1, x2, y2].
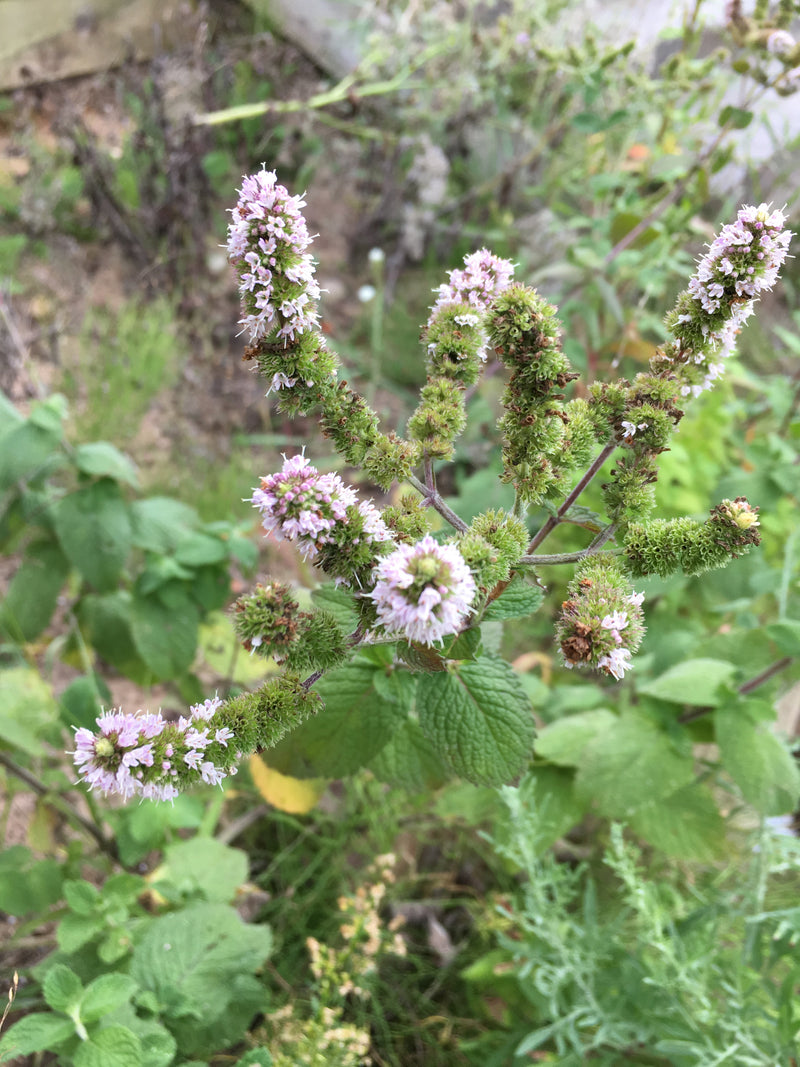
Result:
[71, 697, 234, 801]
[227, 167, 321, 345]
[431, 249, 516, 316]
[369, 535, 476, 646]
[671, 204, 792, 397]
[252, 453, 392, 562]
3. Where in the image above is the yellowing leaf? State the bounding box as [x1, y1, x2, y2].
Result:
[248, 755, 325, 814]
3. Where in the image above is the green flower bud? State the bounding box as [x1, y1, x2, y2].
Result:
[424, 303, 486, 385]
[407, 377, 468, 459]
[381, 494, 431, 543]
[468, 509, 528, 571]
[233, 582, 301, 658]
[624, 496, 761, 578]
[362, 433, 421, 490]
[287, 610, 350, 672]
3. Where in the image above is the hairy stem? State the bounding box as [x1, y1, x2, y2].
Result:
[527, 440, 617, 552]
[407, 471, 469, 533]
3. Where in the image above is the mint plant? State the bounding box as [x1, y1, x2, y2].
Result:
[68, 170, 794, 807]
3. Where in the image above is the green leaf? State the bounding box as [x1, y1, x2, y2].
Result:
[0, 847, 63, 916]
[129, 591, 199, 681]
[156, 837, 248, 903]
[310, 584, 358, 632]
[719, 104, 753, 129]
[129, 497, 200, 553]
[417, 656, 535, 786]
[236, 1052, 273, 1067]
[483, 577, 544, 621]
[0, 667, 58, 756]
[534, 709, 616, 767]
[54, 479, 132, 592]
[575, 711, 693, 819]
[129, 903, 272, 1028]
[43, 965, 83, 1015]
[637, 658, 737, 706]
[174, 532, 228, 567]
[268, 659, 411, 777]
[57, 913, 104, 954]
[0, 541, 70, 641]
[629, 784, 726, 860]
[369, 717, 450, 791]
[73, 442, 139, 487]
[766, 620, 800, 656]
[0, 420, 63, 491]
[59, 674, 110, 732]
[716, 704, 800, 815]
[445, 626, 482, 661]
[64, 879, 101, 916]
[80, 974, 138, 1023]
[0, 1013, 75, 1059]
[77, 592, 151, 682]
[73, 1026, 143, 1067]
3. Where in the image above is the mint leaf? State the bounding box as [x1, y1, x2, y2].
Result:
[157, 837, 248, 903]
[129, 591, 199, 681]
[130, 903, 272, 1020]
[80, 974, 138, 1024]
[483, 578, 544, 621]
[534, 709, 616, 767]
[268, 659, 411, 777]
[629, 784, 726, 860]
[369, 718, 450, 791]
[73, 1026, 143, 1067]
[73, 442, 139, 487]
[637, 658, 737, 706]
[717, 704, 800, 815]
[53, 479, 132, 592]
[0, 1013, 75, 1059]
[576, 711, 693, 819]
[0, 541, 70, 641]
[43, 965, 82, 1015]
[417, 656, 535, 786]
[57, 912, 104, 954]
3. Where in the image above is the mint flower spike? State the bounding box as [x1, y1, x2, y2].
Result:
[369, 535, 477, 646]
[660, 203, 792, 398]
[71, 698, 232, 802]
[227, 167, 321, 346]
[430, 248, 516, 318]
[251, 452, 394, 585]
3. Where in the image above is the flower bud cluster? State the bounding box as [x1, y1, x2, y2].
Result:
[556, 554, 646, 681]
[458, 509, 528, 592]
[234, 583, 352, 672]
[71, 677, 319, 801]
[410, 250, 515, 460]
[489, 285, 581, 503]
[252, 453, 394, 585]
[657, 204, 792, 398]
[624, 497, 761, 578]
[228, 168, 321, 346]
[369, 535, 476, 646]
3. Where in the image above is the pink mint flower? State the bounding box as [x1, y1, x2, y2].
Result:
[227, 167, 321, 344]
[369, 535, 476, 646]
[669, 204, 792, 396]
[70, 697, 236, 802]
[431, 249, 516, 314]
[597, 648, 633, 681]
[251, 453, 392, 562]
